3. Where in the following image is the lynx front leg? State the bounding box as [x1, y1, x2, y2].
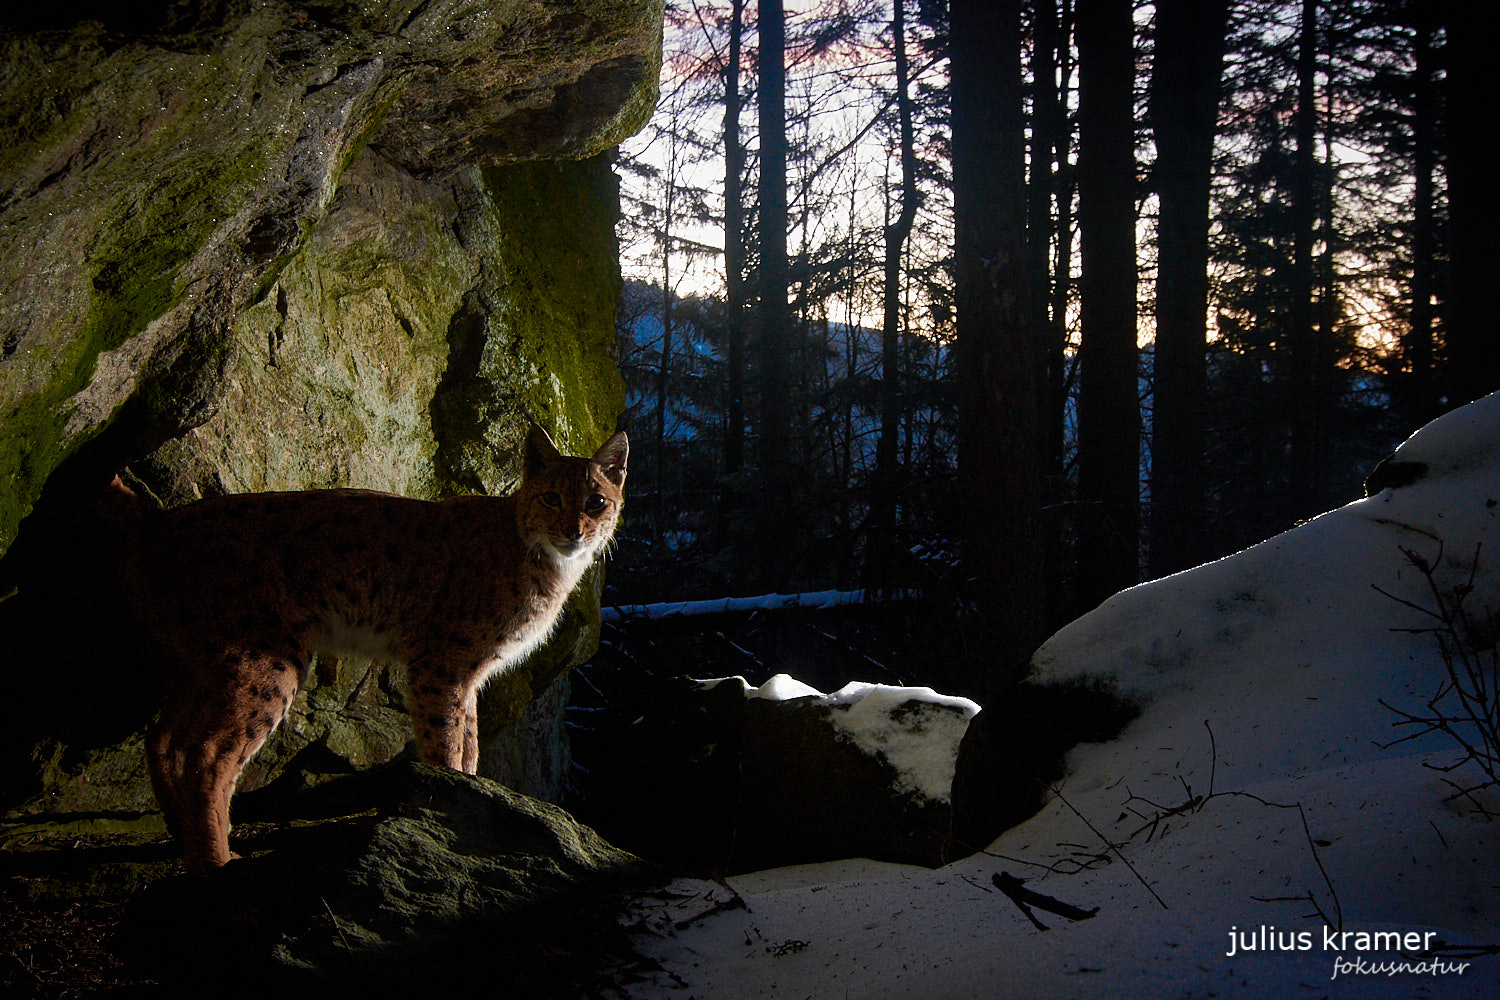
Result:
[460, 687, 480, 775]
[149, 654, 299, 874]
[406, 659, 472, 771]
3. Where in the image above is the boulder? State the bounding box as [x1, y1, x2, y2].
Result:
[118, 760, 652, 996]
[572, 672, 980, 872]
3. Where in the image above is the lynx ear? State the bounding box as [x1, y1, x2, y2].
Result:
[592, 430, 628, 486]
[524, 423, 562, 478]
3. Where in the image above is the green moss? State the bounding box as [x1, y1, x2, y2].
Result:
[480, 155, 627, 451]
[0, 25, 293, 551]
[479, 670, 536, 735]
[428, 155, 627, 500]
[17, 732, 158, 815]
[580, 0, 665, 155]
[86, 148, 271, 346]
[7, 862, 178, 903]
[0, 146, 271, 552]
[3, 814, 166, 845]
[338, 74, 409, 180]
[0, 396, 70, 555]
[2, 806, 174, 902]
[0, 31, 108, 189]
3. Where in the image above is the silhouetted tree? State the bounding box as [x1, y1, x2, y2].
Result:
[723, 0, 749, 475]
[867, 0, 920, 588]
[1148, 0, 1229, 577]
[951, 0, 1044, 689]
[1442, 0, 1500, 407]
[1074, 0, 1139, 608]
[754, 0, 795, 585]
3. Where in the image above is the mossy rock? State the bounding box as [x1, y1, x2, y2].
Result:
[2, 149, 629, 819]
[0, 812, 176, 903]
[0, 0, 660, 554]
[118, 761, 654, 996]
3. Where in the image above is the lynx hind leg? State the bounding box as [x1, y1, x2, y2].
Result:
[148, 654, 300, 874]
[146, 719, 184, 841]
[406, 658, 482, 773]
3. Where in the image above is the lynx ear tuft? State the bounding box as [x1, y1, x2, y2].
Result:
[524, 423, 563, 478]
[593, 430, 628, 486]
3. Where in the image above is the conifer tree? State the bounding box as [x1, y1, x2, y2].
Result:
[1075, 0, 1139, 608]
[1148, 0, 1229, 577]
[951, 0, 1043, 686]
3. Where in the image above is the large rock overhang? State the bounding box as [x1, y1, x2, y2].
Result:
[0, 0, 663, 553]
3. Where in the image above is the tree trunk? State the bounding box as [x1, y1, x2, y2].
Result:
[655, 277, 673, 549]
[1288, 0, 1318, 516]
[842, 166, 859, 508]
[1047, 0, 1075, 489]
[1029, 0, 1061, 470]
[1147, 0, 1228, 578]
[655, 145, 676, 552]
[1441, 0, 1498, 407]
[868, 0, 919, 589]
[1406, 5, 1438, 425]
[1046, 0, 1075, 630]
[951, 0, 1044, 691]
[1074, 0, 1139, 609]
[755, 0, 793, 581]
[723, 0, 747, 475]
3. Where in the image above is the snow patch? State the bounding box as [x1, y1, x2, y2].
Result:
[697, 673, 980, 803]
[748, 673, 823, 701]
[822, 682, 980, 803]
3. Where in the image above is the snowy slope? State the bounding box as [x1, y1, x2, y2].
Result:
[620, 393, 1500, 999]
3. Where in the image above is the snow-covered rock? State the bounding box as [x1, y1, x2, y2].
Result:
[620, 393, 1500, 999]
[711, 673, 980, 805]
[577, 673, 978, 872]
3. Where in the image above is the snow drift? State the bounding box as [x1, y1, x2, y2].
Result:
[622, 393, 1500, 999]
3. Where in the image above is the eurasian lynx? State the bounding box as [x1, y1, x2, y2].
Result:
[130, 424, 626, 873]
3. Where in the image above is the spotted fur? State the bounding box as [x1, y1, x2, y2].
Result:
[135, 424, 626, 873]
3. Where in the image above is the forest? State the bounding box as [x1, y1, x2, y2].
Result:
[2, 4, 1496, 991]
[601, 0, 1496, 700]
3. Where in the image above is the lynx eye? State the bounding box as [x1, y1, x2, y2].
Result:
[585, 493, 608, 516]
[541, 491, 562, 508]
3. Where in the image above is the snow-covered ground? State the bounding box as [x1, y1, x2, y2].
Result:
[619, 394, 1500, 998]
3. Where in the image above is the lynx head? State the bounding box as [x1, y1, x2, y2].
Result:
[519, 424, 628, 562]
